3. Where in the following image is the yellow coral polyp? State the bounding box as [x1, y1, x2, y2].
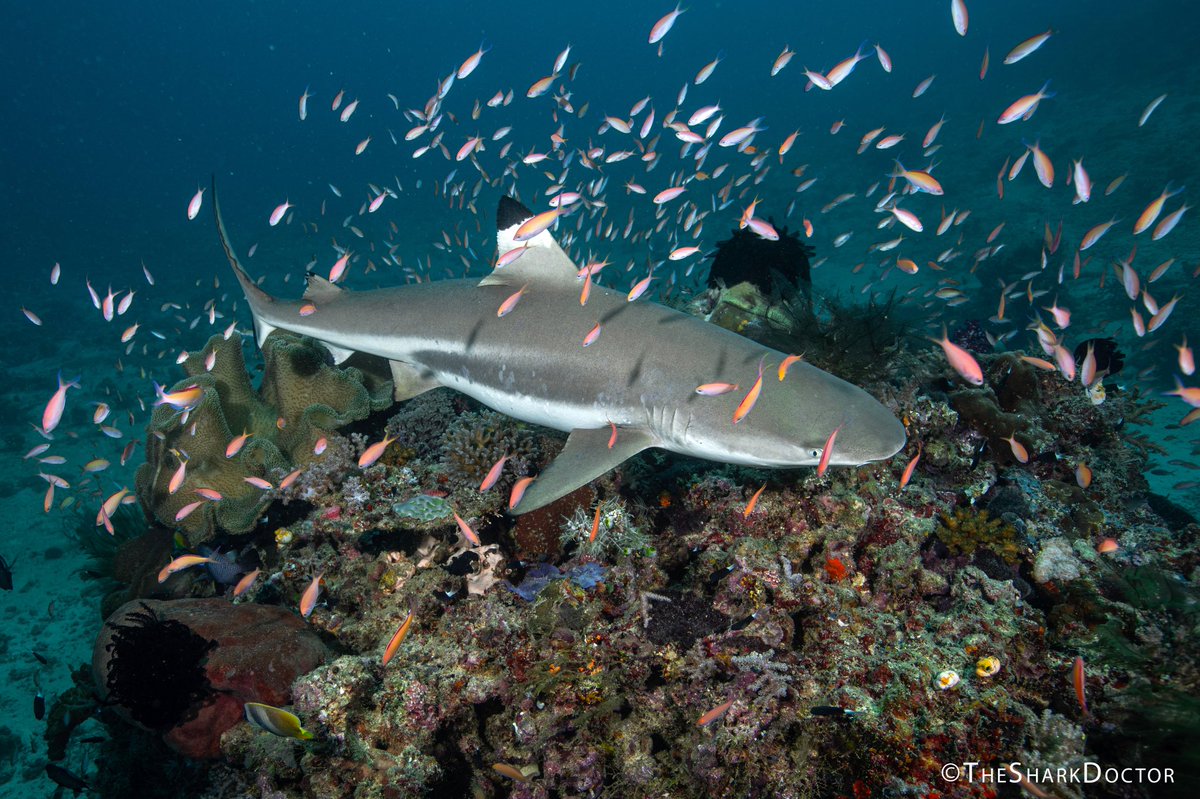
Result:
[275, 528, 294, 545]
[976, 656, 1002, 677]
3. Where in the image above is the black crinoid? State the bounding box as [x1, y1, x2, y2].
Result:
[707, 220, 814, 303]
[104, 604, 217, 732]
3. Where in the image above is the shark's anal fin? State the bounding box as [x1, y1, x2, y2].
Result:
[389, 360, 441, 402]
[511, 427, 655, 515]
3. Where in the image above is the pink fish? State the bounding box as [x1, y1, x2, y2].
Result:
[509, 476, 535, 509]
[627, 274, 654, 302]
[453, 512, 481, 546]
[514, 209, 559, 241]
[653, 186, 687, 204]
[951, 0, 968, 36]
[695, 382, 739, 396]
[479, 455, 508, 492]
[300, 573, 323, 618]
[648, 3, 684, 45]
[269, 200, 293, 227]
[874, 43, 892, 73]
[187, 187, 205, 220]
[42, 372, 80, 434]
[457, 41, 490, 79]
[358, 433, 397, 467]
[930, 327, 984, 385]
[998, 82, 1054, 124]
[329, 252, 351, 283]
[816, 424, 843, 477]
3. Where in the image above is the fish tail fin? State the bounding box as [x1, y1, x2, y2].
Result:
[1040, 80, 1055, 98]
[211, 176, 278, 347]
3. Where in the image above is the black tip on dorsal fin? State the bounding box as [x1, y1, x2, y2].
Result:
[497, 195, 532, 230]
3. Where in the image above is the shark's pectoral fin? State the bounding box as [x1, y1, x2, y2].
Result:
[388, 360, 441, 401]
[511, 427, 655, 515]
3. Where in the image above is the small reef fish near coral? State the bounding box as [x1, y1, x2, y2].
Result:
[5, 1, 1200, 798]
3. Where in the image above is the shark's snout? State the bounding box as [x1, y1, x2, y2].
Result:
[834, 401, 907, 466]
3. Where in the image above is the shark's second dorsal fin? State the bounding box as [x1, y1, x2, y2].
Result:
[304, 272, 344, 302]
[480, 195, 579, 289]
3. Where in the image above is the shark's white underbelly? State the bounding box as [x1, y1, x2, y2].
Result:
[435, 368, 615, 434]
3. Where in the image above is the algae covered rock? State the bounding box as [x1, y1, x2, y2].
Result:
[135, 331, 392, 542]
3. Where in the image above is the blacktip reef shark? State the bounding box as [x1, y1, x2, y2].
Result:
[214, 183, 905, 514]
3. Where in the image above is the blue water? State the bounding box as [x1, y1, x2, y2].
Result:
[1, 0, 1197, 795]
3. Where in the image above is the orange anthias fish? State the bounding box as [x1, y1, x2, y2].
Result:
[696, 697, 735, 727]
[358, 434, 397, 468]
[1072, 656, 1089, 716]
[733, 358, 766, 424]
[382, 609, 415, 666]
[300, 573, 324, 618]
[816, 424, 843, 477]
[743, 483, 767, 517]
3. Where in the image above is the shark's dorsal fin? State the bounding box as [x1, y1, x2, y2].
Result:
[510, 426, 655, 514]
[304, 272, 344, 302]
[480, 196, 579, 288]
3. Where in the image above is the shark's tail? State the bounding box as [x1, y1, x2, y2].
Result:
[212, 176, 277, 346]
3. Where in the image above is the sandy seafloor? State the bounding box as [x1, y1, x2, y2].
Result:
[1, 6, 1199, 797]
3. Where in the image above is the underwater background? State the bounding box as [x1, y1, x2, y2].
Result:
[1, 0, 1198, 796]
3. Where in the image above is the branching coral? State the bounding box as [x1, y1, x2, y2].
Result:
[438, 409, 539, 491]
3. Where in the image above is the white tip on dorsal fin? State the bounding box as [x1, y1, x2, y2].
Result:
[480, 195, 579, 288]
[304, 272, 344, 302]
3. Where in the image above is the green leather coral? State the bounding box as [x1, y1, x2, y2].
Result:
[135, 331, 392, 541]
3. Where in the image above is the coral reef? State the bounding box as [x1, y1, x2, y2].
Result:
[93, 291, 1197, 798]
[134, 331, 392, 542]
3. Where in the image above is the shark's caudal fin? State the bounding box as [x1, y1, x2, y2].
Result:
[480, 195, 578, 289]
[212, 177, 278, 347]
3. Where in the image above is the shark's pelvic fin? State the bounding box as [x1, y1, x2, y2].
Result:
[387, 360, 441, 402]
[512, 426, 655, 514]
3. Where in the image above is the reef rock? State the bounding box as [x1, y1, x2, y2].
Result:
[93, 598, 330, 759]
[135, 331, 392, 543]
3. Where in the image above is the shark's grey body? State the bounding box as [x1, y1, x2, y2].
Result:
[215, 187, 905, 513]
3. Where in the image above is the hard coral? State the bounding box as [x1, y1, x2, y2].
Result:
[439, 409, 539, 491]
[135, 331, 391, 542]
[937, 506, 1024, 563]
